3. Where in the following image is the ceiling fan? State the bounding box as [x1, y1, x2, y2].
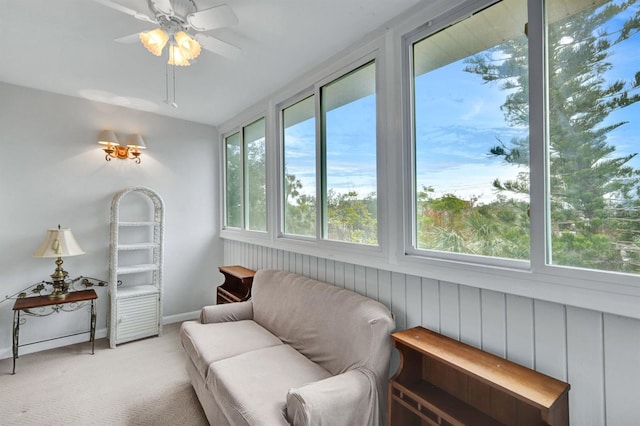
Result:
[94, 0, 241, 64]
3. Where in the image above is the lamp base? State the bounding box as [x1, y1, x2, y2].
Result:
[48, 282, 69, 299]
[48, 262, 70, 299]
[48, 291, 68, 300]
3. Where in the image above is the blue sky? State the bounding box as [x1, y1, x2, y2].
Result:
[283, 0, 640, 204]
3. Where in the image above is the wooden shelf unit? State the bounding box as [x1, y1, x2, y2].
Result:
[216, 265, 255, 304]
[389, 327, 570, 426]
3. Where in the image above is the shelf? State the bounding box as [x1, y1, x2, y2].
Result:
[391, 381, 500, 426]
[116, 285, 160, 298]
[389, 327, 570, 426]
[217, 287, 244, 303]
[109, 187, 164, 349]
[393, 327, 570, 410]
[117, 243, 159, 251]
[118, 221, 160, 227]
[115, 264, 159, 274]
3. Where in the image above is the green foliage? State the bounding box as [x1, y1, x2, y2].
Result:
[283, 180, 378, 244]
[284, 172, 316, 237]
[326, 190, 377, 244]
[416, 189, 530, 258]
[225, 138, 242, 228]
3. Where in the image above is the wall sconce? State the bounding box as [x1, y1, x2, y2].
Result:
[98, 130, 146, 164]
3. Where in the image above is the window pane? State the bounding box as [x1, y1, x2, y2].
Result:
[546, 0, 640, 274]
[413, 0, 530, 260]
[225, 132, 242, 228]
[283, 96, 316, 237]
[322, 62, 377, 244]
[244, 118, 267, 232]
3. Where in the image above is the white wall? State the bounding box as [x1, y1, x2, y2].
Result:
[0, 82, 224, 359]
[225, 240, 640, 426]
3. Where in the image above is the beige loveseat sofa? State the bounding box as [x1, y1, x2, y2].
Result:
[179, 269, 395, 425]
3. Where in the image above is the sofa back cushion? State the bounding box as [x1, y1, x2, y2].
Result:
[251, 269, 395, 378]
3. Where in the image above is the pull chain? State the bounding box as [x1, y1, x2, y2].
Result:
[164, 41, 178, 108]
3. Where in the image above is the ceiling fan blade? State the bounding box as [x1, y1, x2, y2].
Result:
[187, 4, 238, 32]
[92, 0, 156, 24]
[194, 34, 241, 60]
[114, 33, 143, 44]
[149, 0, 173, 15]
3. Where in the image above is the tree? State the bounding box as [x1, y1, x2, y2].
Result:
[326, 190, 377, 244]
[284, 172, 316, 237]
[464, 0, 640, 272]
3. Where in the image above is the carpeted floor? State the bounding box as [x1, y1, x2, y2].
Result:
[0, 322, 208, 425]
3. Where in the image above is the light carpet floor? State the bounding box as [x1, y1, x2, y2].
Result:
[0, 322, 208, 425]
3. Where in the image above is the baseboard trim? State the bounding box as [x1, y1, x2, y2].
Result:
[163, 310, 200, 324]
[0, 310, 201, 360]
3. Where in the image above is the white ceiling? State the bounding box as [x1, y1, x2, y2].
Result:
[0, 0, 423, 127]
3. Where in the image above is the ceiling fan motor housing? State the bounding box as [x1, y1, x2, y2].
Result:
[148, 0, 198, 34]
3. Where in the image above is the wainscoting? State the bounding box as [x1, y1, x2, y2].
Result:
[224, 239, 640, 425]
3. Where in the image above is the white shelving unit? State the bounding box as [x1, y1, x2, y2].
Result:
[108, 187, 164, 349]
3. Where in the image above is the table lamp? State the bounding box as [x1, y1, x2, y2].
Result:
[33, 225, 86, 299]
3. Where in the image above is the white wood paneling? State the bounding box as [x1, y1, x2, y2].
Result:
[405, 274, 422, 328]
[378, 269, 392, 311]
[533, 300, 567, 380]
[224, 240, 640, 424]
[566, 306, 605, 425]
[603, 314, 640, 425]
[421, 277, 440, 333]
[439, 281, 460, 340]
[506, 294, 535, 368]
[391, 272, 408, 331]
[459, 285, 482, 348]
[480, 289, 507, 357]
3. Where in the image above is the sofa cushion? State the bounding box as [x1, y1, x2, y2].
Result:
[180, 320, 283, 381]
[251, 270, 395, 378]
[207, 344, 332, 426]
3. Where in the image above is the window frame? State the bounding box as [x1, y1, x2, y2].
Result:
[277, 91, 320, 242]
[275, 50, 387, 255]
[399, 0, 640, 295]
[220, 113, 270, 239]
[218, 0, 640, 320]
[402, 0, 531, 270]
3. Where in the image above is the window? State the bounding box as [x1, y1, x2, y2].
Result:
[545, 0, 640, 274]
[223, 118, 267, 232]
[224, 132, 242, 228]
[280, 61, 378, 244]
[282, 96, 317, 237]
[322, 62, 377, 244]
[411, 0, 530, 260]
[245, 118, 267, 232]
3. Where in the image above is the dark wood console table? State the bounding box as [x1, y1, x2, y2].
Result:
[389, 326, 570, 425]
[12, 289, 97, 374]
[216, 265, 255, 304]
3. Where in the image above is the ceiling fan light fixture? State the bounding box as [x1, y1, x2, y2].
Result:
[174, 31, 201, 60]
[140, 28, 169, 56]
[168, 44, 190, 66]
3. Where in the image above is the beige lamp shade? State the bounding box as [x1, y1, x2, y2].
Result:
[168, 44, 191, 66]
[140, 28, 169, 56]
[125, 134, 147, 150]
[97, 130, 120, 147]
[174, 31, 201, 60]
[33, 228, 86, 258]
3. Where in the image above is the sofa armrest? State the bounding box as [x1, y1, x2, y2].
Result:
[286, 368, 381, 426]
[200, 300, 253, 324]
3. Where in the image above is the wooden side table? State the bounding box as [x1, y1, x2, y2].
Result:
[216, 265, 255, 304]
[12, 289, 97, 374]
